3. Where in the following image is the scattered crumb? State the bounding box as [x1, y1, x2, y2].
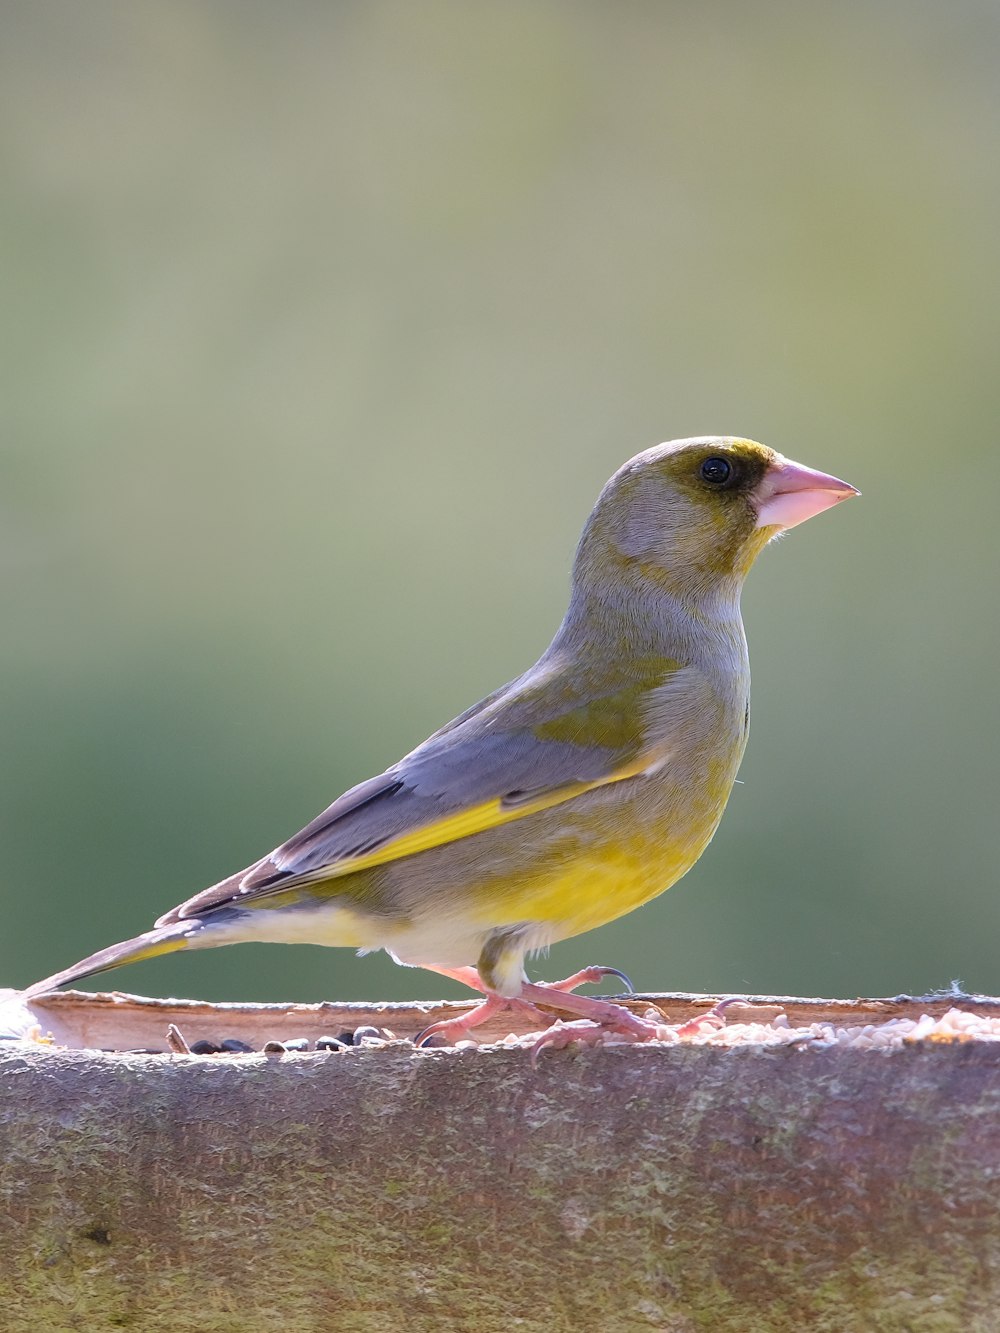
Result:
[165, 1023, 191, 1054]
[466, 1006, 1000, 1053]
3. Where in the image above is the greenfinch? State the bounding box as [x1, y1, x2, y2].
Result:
[25, 437, 857, 1046]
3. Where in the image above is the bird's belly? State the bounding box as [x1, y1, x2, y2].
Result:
[377, 761, 739, 966]
[467, 797, 715, 944]
[488, 837, 682, 942]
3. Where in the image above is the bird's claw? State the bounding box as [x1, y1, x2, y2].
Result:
[541, 965, 635, 995]
[671, 997, 742, 1038]
[529, 1019, 612, 1067]
[414, 994, 542, 1048]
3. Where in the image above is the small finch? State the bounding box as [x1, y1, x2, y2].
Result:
[25, 437, 858, 1048]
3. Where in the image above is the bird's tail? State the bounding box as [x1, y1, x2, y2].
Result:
[21, 920, 198, 999]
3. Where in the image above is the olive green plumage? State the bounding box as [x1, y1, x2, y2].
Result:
[25, 437, 857, 1002]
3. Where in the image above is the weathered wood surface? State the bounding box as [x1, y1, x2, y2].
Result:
[10, 985, 1000, 1051]
[2, 992, 1000, 1333]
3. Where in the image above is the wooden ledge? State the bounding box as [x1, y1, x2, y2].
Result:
[6, 986, 1000, 1053]
[3, 991, 1000, 1331]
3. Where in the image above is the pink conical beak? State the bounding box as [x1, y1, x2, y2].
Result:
[755, 457, 860, 530]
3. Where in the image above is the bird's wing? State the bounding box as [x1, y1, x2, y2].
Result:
[161, 653, 686, 922]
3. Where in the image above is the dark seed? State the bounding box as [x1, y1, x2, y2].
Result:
[351, 1026, 382, 1043]
[262, 1040, 286, 1055]
[316, 1035, 347, 1051]
[190, 1040, 222, 1055]
[220, 1037, 254, 1053]
[336, 1030, 356, 1046]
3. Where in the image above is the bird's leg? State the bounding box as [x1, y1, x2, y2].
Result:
[414, 964, 546, 1046]
[419, 962, 631, 999]
[414, 962, 731, 1054]
[415, 966, 641, 1048]
[418, 964, 489, 994]
[414, 992, 538, 1046]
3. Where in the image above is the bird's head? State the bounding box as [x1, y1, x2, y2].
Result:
[575, 436, 859, 608]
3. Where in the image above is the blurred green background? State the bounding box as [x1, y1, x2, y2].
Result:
[2, 1, 998, 1004]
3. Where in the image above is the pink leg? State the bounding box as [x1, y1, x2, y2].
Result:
[419, 962, 631, 997]
[414, 963, 632, 1046]
[415, 992, 544, 1046]
[415, 967, 642, 1049]
[419, 964, 488, 994]
[415, 963, 548, 1045]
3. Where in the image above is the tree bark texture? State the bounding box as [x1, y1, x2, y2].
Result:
[2, 991, 1000, 1333]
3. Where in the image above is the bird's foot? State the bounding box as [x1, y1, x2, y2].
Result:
[528, 996, 739, 1065]
[414, 964, 634, 1048]
[415, 993, 543, 1047]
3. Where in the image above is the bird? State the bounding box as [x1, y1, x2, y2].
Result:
[24, 437, 858, 1048]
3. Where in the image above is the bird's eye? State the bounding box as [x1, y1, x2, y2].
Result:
[700, 456, 733, 486]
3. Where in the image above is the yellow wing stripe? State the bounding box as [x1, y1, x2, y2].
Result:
[275, 753, 655, 892]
